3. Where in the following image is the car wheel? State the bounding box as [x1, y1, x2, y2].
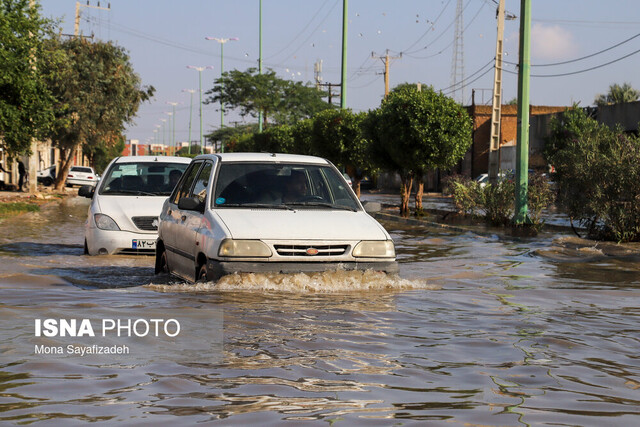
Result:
[43, 177, 53, 186]
[197, 264, 209, 282]
[83, 239, 89, 255]
[155, 246, 169, 274]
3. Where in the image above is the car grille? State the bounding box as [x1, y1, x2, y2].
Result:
[274, 244, 349, 257]
[132, 216, 158, 231]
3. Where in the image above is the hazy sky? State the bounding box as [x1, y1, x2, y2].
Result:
[39, 0, 640, 146]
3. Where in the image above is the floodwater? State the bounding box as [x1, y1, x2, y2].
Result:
[0, 196, 639, 425]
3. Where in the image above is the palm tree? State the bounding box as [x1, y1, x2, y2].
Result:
[594, 82, 640, 106]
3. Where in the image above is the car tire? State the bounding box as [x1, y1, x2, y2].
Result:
[197, 264, 209, 282]
[155, 246, 169, 274]
[43, 177, 53, 186]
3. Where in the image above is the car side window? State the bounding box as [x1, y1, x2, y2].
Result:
[190, 162, 212, 204]
[172, 161, 202, 205]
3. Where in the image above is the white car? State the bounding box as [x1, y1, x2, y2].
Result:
[66, 166, 99, 187]
[79, 156, 191, 255]
[155, 153, 398, 282]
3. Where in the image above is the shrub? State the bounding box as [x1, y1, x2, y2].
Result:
[546, 108, 640, 242]
[483, 179, 515, 226]
[444, 175, 482, 216]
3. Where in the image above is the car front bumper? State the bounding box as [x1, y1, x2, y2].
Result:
[85, 226, 157, 255]
[207, 259, 399, 280]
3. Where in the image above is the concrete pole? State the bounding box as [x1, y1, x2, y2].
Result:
[340, 0, 348, 109]
[513, 0, 532, 225]
[258, 0, 264, 131]
[488, 0, 505, 184]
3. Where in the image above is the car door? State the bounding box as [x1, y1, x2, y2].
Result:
[172, 161, 213, 281]
[163, 161, 203, 275]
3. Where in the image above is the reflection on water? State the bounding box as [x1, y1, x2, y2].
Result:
[0, 197, 639, 424]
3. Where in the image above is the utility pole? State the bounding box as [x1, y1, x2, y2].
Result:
[258, 0, 264, 131]
[340, 0, 348, 109]
[514, 0, 532, 225]
[488, 0, 505, 184]
[75, 1, 110, 37]
[371, 50, 402, 97]
[318, 82, 339, 105]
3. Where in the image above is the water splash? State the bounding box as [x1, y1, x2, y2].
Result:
[146, 269, 438, 293]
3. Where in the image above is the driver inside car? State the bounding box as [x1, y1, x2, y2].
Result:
[282, 170, 309, 203]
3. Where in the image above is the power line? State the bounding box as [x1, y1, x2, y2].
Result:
[503, 31, 640, 67]
[438, 57, 495, 93]
[265, 0, 331, 60]
[400, 0, 453, 54]
[402, 0, 485, 60]
[503, 47, 640, 78]
[442, 65, 494, 96]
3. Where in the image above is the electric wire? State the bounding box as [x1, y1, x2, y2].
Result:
[402, 1, 486, 60]
[503, 31, 640, 67]
[400, 0, 453, 54]
[503, 47, 640, 78]
[437, 57, 495, 93]
[264, 0, 331, 60]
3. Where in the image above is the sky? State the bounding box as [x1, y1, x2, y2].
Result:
[38, 0, 640, 147]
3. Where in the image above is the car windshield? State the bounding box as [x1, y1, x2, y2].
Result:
[99, 162, 189, 196]
[213, 162, 360, 211]
[71, 167, 93, 174]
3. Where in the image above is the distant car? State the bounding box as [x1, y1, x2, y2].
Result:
[79, 155, 191, 255]
[474, 172, 510, 188]
[155, 153, 398, 282]
[66, 166, 99, 187]
[342, 172, 353, 188]
[37, 165, 56, 186]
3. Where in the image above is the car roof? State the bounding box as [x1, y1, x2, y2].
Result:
[113, 155, 192, 164]
[194, 152, 330, 165]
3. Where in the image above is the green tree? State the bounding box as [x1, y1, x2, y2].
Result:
[41, 38, 154, 190]
[0, 0, 55, 157]
[594, 82, 640, 106]
[205, 68, 332, 127]
[207, 123, 258, 152]
[365, 85, 472, 216]
[311, 109, 374, 198]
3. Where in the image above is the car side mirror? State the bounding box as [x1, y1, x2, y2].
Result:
[78, 185, 95, 199]
[178, 196, 205, 213]
[362, 201, 382, 213]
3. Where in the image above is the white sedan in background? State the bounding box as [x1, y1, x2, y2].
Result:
[79, 156, 191, 255]
[66, 166, 99, 187]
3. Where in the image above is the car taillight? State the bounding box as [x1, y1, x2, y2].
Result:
[67, 174, 74, 177]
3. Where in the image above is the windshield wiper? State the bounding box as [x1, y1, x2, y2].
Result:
[285, 202, 357, 212]
[218, 203, 295, 211]
[103, 189, 157, 196]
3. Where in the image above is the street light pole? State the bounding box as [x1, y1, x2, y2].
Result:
[165, 111, 173, 155]
[513, 0, 532, 226]
[182, 89, 196, 155]
[187, 65, 214, 154]
[166, 102, 178, 155]
[205, 37, 238, 153]
[258, 0, 263, 132]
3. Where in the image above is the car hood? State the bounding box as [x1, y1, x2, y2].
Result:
[94, 195, 168, 232]
[215, 209, 390, 241]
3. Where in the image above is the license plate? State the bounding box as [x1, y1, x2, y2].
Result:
[132, 239, 156, 249]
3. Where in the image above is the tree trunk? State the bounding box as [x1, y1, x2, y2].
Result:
[54, 147, 75, 191]
[415, 178, 424, 216]
[353, 178, 361, 199]
[400, 172, 413, 218]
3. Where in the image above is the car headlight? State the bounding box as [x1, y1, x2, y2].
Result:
[218, 239, 271, 257]
[352, 240, 395, 258]
[94, 213, 120, 231]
